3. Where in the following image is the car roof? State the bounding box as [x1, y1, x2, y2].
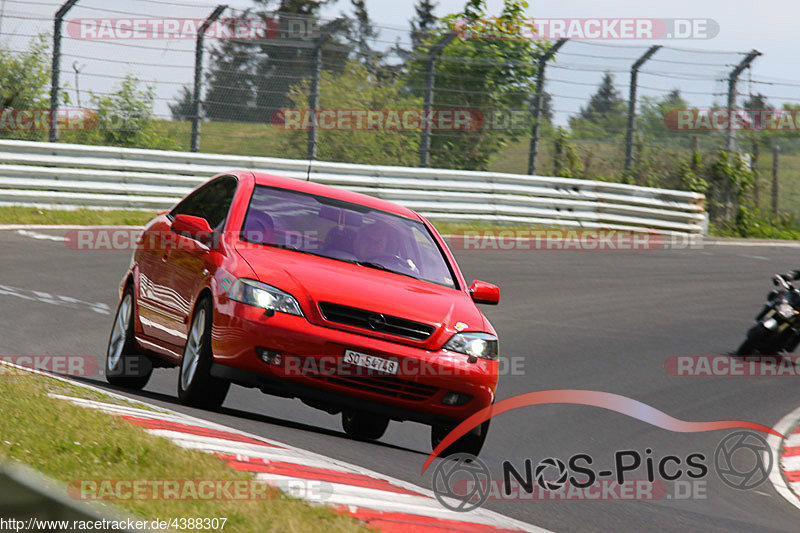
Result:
[247, 171, 422, 220]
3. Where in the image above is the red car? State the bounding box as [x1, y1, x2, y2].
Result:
[105, 171, 500, 455]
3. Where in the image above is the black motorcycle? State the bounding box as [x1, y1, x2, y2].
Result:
[736, 273, 800, 356]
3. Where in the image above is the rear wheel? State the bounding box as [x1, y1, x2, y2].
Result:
[177, 297, 230, 409]
[105, 286, 152, 389]
[431, 420, 490, 458]
[341, 410, 390, 440]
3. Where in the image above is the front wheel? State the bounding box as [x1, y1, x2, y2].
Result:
[431, 420, 490, 458]
[177, 297, 230, 410]
[735, 324, 774, 356]
[105, 286, 152, 389]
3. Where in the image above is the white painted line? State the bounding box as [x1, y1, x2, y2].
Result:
[172, 442, 350, 471]
[767, 404, 800, 511]
[785, 433, 800, 449]
[15, 229, 67, 241]
[0, 284, 110, 314]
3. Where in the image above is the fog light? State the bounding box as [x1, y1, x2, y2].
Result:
[257, 348, 282, 366]
[442, 392, 472, 406]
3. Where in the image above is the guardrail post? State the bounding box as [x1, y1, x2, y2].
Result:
[48, 0, 79, 143]
[527, 39, 567, 175]
[307, 18, 347, 161]
[624, 45, 660, 174]
[725, 49, 761, 154]
[190, 5, 227, 153]
[419, 32, 457, 168]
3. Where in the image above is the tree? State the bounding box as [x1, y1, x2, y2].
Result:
[569, 72, 627, 139]
[407, 0, 548, 170]
[637, 89, 690, 141]
[410, 0, 437, 50]
[350, 0, 381, 67]
[579, 72, 624, 120]
[200, 0, 348, 123]
[743, 93, 772, 112]
[0, 35, 51, 141]
[168, 85, 194, 122]
[67, 75, 178, 150]
[278, 62, 422, 165]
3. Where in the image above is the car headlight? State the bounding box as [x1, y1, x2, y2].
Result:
[229, 278, 304, 316]
[443, 332, 498, 360]
[776, 301, 798, 319]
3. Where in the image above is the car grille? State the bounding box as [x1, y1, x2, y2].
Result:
[318, 302, 435, 341]
[292, 356, 438, 402]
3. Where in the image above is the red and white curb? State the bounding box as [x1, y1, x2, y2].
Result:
[50, 394, 547, 533]
[769, 404, 800, 512]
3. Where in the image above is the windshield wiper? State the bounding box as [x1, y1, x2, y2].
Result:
[352, 260, 390, 271]
[351, 260, 419, 280]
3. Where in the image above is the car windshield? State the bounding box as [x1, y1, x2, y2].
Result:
[241, 185, 456, 289]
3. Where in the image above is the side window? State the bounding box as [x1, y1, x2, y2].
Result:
[171, 176, 237, 230]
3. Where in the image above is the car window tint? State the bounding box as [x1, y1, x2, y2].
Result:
[243, 185, 457, 289]
[172, 176, 237, 230]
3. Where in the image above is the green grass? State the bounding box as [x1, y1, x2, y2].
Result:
[153, 120, 286, 157]
[0, 207, 157, 225]
[0, 371, 371, 533]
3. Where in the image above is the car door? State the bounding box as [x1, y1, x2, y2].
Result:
[136, 214, 182, 343]
[165, 176, 238, 348]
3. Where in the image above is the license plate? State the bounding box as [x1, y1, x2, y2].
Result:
[343, 349, 398, 375]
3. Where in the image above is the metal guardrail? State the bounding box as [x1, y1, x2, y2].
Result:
[0, 460, 148, 532]
[0, 139, 707, 234]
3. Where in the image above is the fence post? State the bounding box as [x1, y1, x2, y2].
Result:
[527, 39, 567, 175]
[48, 0, 79, 143]
[190, 5, 227, 153]
[553, 136, 562, 176]
[724, 49, 761, 154]
[751, 139, 759, 209]
[419, 32, 457, 168]
[772, 144, 780, 215]
[307, 18, 347, 161]
[624, 45, 660, 174]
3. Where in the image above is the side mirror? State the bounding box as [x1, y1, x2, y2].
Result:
[171, 214, 213, 245]
[469, 280, 500, 305]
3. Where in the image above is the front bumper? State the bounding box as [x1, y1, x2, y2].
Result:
[212, 300, 498, 426]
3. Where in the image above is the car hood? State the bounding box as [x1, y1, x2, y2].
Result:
[235, 246, 487, 348]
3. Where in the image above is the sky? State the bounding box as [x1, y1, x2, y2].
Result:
[1, 0, 797, 125]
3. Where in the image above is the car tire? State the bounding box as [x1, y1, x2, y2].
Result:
[431, 420, 490, 457]
[105, 286, 152, 390]
[177, 296, 230, 409]
[341, 410, 390, 440]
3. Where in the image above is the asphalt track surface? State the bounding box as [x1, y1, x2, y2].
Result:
[2, 227, 800, 532]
